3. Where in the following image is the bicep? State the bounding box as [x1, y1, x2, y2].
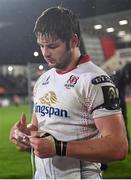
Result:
[95, 113, 127, 138]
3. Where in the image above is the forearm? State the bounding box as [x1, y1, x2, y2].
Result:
[30, 128, 128, 161]
[66, 135, 128, 163]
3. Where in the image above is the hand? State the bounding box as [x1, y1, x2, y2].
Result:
[9, 113, 31, 150]
[30, 131, 56, 158]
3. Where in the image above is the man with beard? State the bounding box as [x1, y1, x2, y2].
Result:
[10, 6, 128, 179]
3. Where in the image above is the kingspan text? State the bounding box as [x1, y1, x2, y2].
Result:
[34, 104, 68, 118]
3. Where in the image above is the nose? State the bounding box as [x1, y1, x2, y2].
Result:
[42, 47, 51, 58]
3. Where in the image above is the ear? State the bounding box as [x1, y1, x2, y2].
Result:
[71, 33, 79, 48]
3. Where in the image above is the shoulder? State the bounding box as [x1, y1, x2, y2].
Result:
[33, 68, 54, 95]
[35, 68, 54, 85]
[78, 61, 112, 85]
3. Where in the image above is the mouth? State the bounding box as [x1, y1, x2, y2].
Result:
[45, 57, 55, 63]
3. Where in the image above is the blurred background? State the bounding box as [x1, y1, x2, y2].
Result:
[0, 0, 131, 178]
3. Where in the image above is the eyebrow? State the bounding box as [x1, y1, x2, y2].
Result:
[37, 40, 59, 46]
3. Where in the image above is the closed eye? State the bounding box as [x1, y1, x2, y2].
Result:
[47, 44, 59, 49]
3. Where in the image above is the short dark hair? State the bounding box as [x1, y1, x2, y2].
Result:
[34, 6, 81, 45]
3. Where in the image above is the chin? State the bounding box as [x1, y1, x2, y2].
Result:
[48, 62, 56, 67]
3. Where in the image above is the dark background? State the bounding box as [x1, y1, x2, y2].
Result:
[0, 0, 131, 65]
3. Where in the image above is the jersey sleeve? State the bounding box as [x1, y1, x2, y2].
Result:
[87, 74, 121, 119]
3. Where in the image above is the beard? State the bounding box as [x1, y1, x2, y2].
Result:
[55, 50, 72, 70]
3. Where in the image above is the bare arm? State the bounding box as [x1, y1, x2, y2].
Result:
[66, 114, 128, 163]
[30, 113, 128, 162]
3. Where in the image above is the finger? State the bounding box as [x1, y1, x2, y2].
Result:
[10, 137, 18, 144]
[33, 150, 42, 158]
[33, 149, 49, 158]
[21, 112, 27, 126]
[15, 121, 21, 129]
[16, 142, 30, 150]
[29, 137, 42, 149]
[15, 139, 30, 148]
[33, 149, 39, 156]
[29, 137, 37, 145]
[15, 113, 27, 131]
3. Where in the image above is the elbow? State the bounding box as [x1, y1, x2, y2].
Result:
[113, 140, 128, 161]
[115, 147, 128, 161]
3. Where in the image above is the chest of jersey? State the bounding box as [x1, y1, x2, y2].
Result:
[34, 72, 85, 119]
[33, 68, 98, 141]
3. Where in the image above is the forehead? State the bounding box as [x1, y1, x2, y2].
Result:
[37, 32, 59, 44]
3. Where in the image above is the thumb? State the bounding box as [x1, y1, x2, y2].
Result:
[31, 131, 40, 138]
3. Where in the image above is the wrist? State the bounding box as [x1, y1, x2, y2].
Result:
[44, 135, 67, 156]
[55, 140, 67, 156]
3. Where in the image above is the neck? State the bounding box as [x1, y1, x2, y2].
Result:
[72, 49, 81, 67]
[56, 48, 81, 74]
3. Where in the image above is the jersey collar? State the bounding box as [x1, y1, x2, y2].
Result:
[56, 55, 91, 74]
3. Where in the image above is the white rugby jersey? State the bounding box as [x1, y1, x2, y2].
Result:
[33, 55, 121, 179]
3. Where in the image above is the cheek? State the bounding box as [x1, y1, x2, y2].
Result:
[54, 48, 67, 59]
[57, 43, 67, 55]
